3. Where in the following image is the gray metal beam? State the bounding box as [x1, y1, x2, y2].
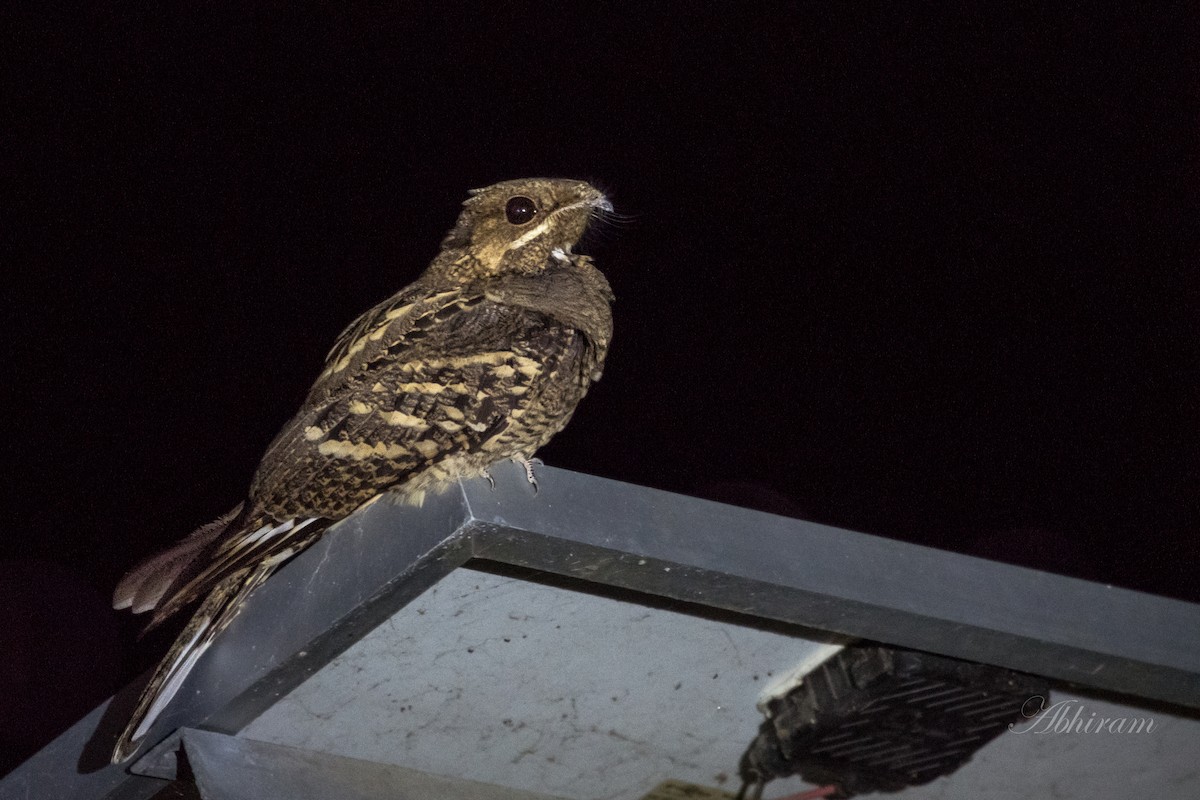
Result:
[463, 464, 1200, 710]
[180, 728, 568, 800]
[3, 463, 1199, 800]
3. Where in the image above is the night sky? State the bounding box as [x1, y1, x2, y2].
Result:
[4, 5, 1197, 777]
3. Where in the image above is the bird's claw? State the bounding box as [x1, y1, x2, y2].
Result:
[482, 468, 496, 491]
[512, 456, 542, 495]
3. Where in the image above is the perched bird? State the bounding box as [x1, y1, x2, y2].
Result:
[110, 178, 615, 762]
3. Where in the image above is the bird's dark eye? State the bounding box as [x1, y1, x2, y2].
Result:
[505, 196, 538, 225]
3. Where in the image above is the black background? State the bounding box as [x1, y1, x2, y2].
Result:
[3, 4, 1197, 776]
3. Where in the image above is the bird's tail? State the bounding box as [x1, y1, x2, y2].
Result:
[113, 504, 246, 618]
[112, 564, 267, 762]
[111, 510, 330, 763]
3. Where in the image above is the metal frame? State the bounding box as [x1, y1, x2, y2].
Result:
[181, 727, 568, 800]
[4, 463, 1199, 799]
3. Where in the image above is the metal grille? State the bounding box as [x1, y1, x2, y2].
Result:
[741, 645, 1048, 796]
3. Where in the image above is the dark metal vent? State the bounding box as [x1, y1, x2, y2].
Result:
[739, 645, 1048, 798]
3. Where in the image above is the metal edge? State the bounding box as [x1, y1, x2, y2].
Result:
[180, 727, 572, 799]
[460, 463, 1200, 710]
[1, 483, 478, 799]
[7, 463, 1200, 800]
[126, 487, 478, 773]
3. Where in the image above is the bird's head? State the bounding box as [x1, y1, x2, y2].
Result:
[432, 178, 612, 281]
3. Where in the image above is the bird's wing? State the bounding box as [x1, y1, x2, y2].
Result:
[249, 285, 586, 514]
[147, 287, 582, 628]
[113, 288, 587, 762]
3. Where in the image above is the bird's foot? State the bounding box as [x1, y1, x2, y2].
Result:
[482, 468, 496, 491]
[511, 455, 543, 494]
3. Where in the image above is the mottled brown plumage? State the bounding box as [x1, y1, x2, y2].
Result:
[111, 178, 614, 762]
